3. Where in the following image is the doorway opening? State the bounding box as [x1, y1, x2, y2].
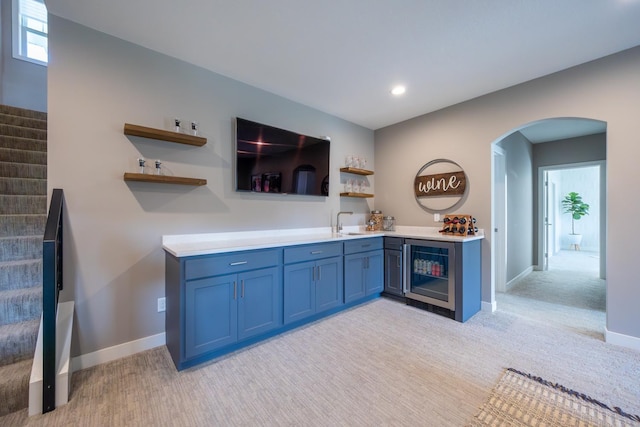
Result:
[491, 117, 607, 340]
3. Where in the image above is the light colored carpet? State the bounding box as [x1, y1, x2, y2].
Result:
[1, 294, 638, 426]
[468, 368, 640, 426]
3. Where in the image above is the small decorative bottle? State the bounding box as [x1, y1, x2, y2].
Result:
[191, 121, 199, 136]
[137, 157, 146, 174]
[155, 160, 162, 175]
[174, 118, 181, 133]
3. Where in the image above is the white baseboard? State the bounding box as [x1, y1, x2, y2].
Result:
[605, 327, 640, 352]
[71, 332, 166, 372]
[506, 266, 533, 290]
[482, 300, 496, 312]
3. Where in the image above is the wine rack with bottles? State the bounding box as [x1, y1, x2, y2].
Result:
[439, 214, 478, 236]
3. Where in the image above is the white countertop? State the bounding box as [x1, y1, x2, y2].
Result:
[163, 225, 484, 258]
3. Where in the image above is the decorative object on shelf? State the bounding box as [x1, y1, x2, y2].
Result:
[414, 159, 468, 213]
[340, 166, 374, 198]
[561, 191, 590, 250]
[190, 121, 199, 136]
[174, 118, 181, 133]
[138, 157, 146, 174]
[345, 155, 368, 169]
[124, 123, 207, 146]
[155, 160, 162, 175]
[439, 214, 478, 236]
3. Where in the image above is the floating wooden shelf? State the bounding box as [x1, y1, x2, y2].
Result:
[124, 123, 207, 147]
[339, 167, 374, 176]
[339, 192, 374, 198]
[124, 173, 207, 186]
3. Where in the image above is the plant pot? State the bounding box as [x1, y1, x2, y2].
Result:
[568, 234, 582, 250]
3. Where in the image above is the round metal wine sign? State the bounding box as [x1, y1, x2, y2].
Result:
[414, 159, 468, 213]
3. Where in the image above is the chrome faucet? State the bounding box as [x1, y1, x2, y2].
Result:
[336, 211, 353, 233]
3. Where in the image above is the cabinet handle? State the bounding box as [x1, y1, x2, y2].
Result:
[397, 256, 401, 268]
[317, 265, 321, 281]
[241, 280, 245, 298]
[362, 244, 371, 248]
[233, 281, 237, 300]
[310, 250, 323, 255]
[229, 261, 248, 266]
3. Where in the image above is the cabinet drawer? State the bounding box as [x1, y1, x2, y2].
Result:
[284, 242, 343, 264]
[344, 237, 383, 255]
[384, 237, 403, 251]
[185, 249, 281, 280]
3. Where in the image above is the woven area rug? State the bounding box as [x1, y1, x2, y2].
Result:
[469, 368, 640, 426]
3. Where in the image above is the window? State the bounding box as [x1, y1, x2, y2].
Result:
[12, 0, 48, 65]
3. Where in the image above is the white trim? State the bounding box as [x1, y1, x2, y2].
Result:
[482, 300, 497, 312]
[71, 332, 166, 372]
[29, 301, 74, 416]
[505, 266, 533, 290]
[605, 327, 640, 352]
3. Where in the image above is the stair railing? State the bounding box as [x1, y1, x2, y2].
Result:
[42, 188, 64, 413]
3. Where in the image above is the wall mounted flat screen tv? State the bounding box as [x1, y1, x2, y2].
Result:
[235, 117, 330, 196]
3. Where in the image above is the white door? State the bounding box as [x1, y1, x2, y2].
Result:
[542, 171, 551, 271]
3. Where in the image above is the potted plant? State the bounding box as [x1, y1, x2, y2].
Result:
[561, 191, 590, 249]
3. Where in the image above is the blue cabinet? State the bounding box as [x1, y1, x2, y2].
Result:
[165, 236, 391, 371]
[384, 237, 404, 297]
[167, 248, 282, 368]
[344, 238, 384, 304]
[184, 266, 281, 359]
[283, 242, 343, 324]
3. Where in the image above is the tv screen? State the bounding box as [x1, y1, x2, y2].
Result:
[235, 118, 330, 196]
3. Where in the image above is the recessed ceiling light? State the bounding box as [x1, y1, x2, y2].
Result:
[391, 85, 406, 96]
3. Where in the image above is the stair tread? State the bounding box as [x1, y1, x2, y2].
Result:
[0, 286, 42, 298]
[0, 105, 46, 120]
[0, 319, 39, 367]
[0, 234, 44, 241]
[0, 357, 32, 416]
[0, 259, 42, 266]
[0, 113, 47, 130]
[0, 136, 47, 153]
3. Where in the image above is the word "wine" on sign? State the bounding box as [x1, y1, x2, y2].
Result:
[414, 171, 466, 197]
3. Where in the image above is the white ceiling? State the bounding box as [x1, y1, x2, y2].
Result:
[45, 0, 640, 131]
[519, 118, 607, 143]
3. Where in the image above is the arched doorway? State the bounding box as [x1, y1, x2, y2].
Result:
[491, 117, 607, 339]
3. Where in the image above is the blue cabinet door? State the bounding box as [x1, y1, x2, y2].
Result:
[315, 256, 343, 314]
[185, 274, 238, 359]
[384, 249, 403, 296]
[365, 250, 384, 295]
[344, 253, 366, 303]
[238, 267, 282, 340]
[283, 261, 316, 324]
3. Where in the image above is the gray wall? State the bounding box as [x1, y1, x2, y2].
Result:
[500, 132, 533, 283]
[375, 46, 640, 341]
[0, 0, 47, 111]
[48, 16, 375, 356]
[532, 133, 606, 262]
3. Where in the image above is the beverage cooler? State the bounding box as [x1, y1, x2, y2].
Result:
[403, 239, 455, 311]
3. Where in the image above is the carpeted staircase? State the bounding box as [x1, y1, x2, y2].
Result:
[0, 105, 47, 416]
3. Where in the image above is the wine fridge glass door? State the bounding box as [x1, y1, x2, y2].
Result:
[404, 240, 455, 310]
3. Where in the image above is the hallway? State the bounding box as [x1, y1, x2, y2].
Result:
[497, 249, 605, 340]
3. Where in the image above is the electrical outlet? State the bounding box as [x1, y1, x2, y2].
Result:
[434, 213, 440, 222]
[157, 297, 166, 312]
